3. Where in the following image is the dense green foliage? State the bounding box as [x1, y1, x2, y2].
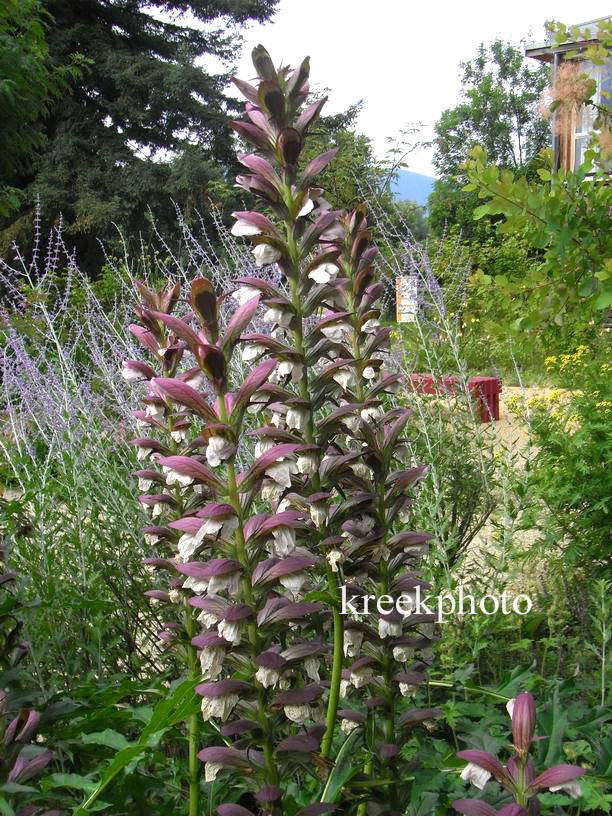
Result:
[0, 0, 82, 218]
[464, 19, 612, 328]
[511, 348, 612, 571]
[1, 0, 278, 262]
[429, 38, 549, 238]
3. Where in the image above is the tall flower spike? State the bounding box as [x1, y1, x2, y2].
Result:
[126, 46, 435, 816]
[229, 49, 436, 814]
[127, 269, 341, 811]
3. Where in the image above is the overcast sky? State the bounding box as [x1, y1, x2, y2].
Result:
[230, 1, 611, 177]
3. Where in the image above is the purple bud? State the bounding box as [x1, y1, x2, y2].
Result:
[378, 743, 400, 759]
[232, 211, 277, 234]
[222, 296, 262, 350]
[121, 360, 156, 381]
[272, 686, 322, 706]
[337, 709, 365, 724]
[222, 603, 253, 622]
[366, 697, 388, 709]
[300, 149, 338, 186]
[220, 719, 260, 737]
[153, 378, 217, 423]
[148, 310, 201, 348]
[255, 650, 286, 670]
[15, 710, 41, 743]
[191, 633, 230, 648]
[8, 750, 53, 783]
[238, 153, 279, 186]
[196, 680, 251, 698]
[277, 128, 302, 165]
[511, 692, 536, 753]
[144, 590, 171, 603]
[295, 98, 327, 134]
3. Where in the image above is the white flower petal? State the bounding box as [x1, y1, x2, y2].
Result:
[200, 694, 238, 722]
[284, 704, 311, 723]
[206, 436, 234, 467]
[256, 666, 280, 688]
[265, 459, 297, 488]
[460, 762, 491, 790]
[231, 218, 262, 237]
[343, 629, 362, 658]
[298, 197, 314, 217]
[549, 781, 582, 799]
[232, 284, 260, 305]
[252, 243, 281, 267]
[271, 526, 296, 557]
[217, 619, 242, 645]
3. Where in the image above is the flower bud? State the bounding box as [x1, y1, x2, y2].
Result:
[511, 691, 536, 753]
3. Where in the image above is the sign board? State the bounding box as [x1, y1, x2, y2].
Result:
[396, 275, 418, 323]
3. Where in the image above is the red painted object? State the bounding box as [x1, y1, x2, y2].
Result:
[468, 376, 502, 422]
[409, 373, 459, 395]
[409, 373, 502, 422]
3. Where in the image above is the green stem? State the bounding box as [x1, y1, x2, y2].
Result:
[321, 563, 344, 758]
[516, 759, 527, 808]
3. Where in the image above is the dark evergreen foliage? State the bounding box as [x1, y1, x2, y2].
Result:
[2, 0, 278, 263]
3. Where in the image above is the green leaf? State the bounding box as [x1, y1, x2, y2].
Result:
[303, 590, 337, 606]
[74, 746, 147, 814]
[543, 684, 568, 767]
[595, 289, 612, 310]
[44, 773, 98, 793]
[578, 277, 598, 297]
[0, 795, 15, 816]
[82, 729, 131, 751]
[320, 729, 362, 803]
[74, 678, 200, 813]
[473, 204, 492, 220]
[0, 783, 37, 795]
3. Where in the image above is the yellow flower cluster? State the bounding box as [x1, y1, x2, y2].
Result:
[507, 390, 577, 427]
[545, 345, 590, 372]
[596, 400, 612, 415]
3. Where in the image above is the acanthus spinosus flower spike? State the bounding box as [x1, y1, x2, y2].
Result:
[226, 46, 438, 815]
[125, 44, 436, 816]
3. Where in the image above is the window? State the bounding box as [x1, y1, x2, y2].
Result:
[573, 59, 612, 169]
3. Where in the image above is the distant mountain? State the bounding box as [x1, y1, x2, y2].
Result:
[391, 169, 435, 207]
